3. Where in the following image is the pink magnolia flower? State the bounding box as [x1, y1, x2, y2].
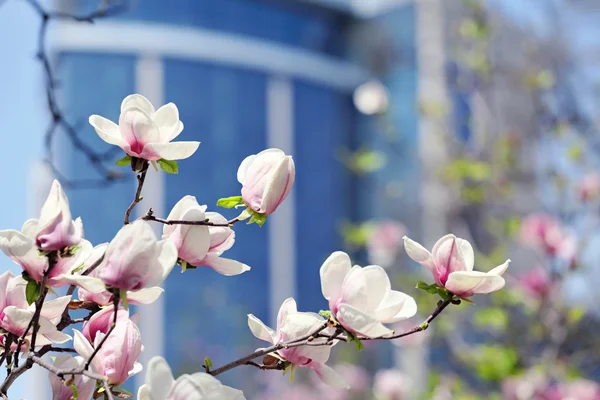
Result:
[0, 271, 71, 351]
[49, 355, 96, 400]
[311, 363, 370, 400]
[404, 234, 510, 298]
[137, 356, 246, 400]
[87, 220, 177, 291]
[577, 172, 600, 202]
[320, 251, 417, 337]
[561, 379, 600, 400]
[89, 94, 199, 161]
[373, 369, 413, 400]
[73, 305, 142, 385]
[520, 266, 555, 299]
[162, 197, 250, 276]
[238, 148, 295, 215]
[367, 220, 406, 268]
[519, 213, 576, 260]
[248, 298, 348, 388]
[0, 219, 92, 286]
[75, 244, 164, 306]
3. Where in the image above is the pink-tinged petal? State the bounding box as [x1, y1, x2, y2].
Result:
[445, 271, 506, 297]
[319, 251, 351, 303]
[121, 94, 155, 115]
[342, 265, 390, 313]
[205, 212, 235, 253]
[40, 328, 71, 345]
[102, 319, 143, 385]
[248, 314, 276, 344]
[375, 291, 417, 323]
[457, 238, 475, 271]
[73, 329, 95, 362]
[21, 219, 38, 238]
[237, 154, 256, 185]
[49, 355, 96, 400]
[0, 271, 14, 311]
[127, 287, 164, 305]
[431, 234, 469, 284]
[139, 141, 200, 161]
[35, 180, 82, 251]
[119, 107, 161, 155]
[311, 362, 350, 389]
[153, 103, 181, 142]
[201, 255, 250, 276]
[57, 275, 106, 293]
[259, 156, 295, 215]
[336, 303, 393, 338]
[145, 240, 178, 287]
[165, 205, 210, 266]
[89, 115, 127, 147]
[1, 306, 34, 336]
[277, 297, 298, 331]
[403, 236, 436, 275]
[163, 196, 204, 237]
[4, 276, 27, 310]
[489, 259, 510, 276]
[37, 295, 71, 323]
[279, 312, 325, 342]
[0, 229, 45, 282]
[168, 373, 246, 400]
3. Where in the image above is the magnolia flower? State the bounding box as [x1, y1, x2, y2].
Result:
[77, 220, 177, 292]
[577, 172, 600, 202]
[137, 356, 246, 400]
[49, 355, 96, 400]
[0, 271, 71, 350]
[320, 251, 417, 338]
[403, 234, 510, 298]
[0, 220, 92, 286]
[238, 148, 295, 215]
[248, 298, 348, 388]
[366, 220, 406, 268]
[89, 94, 199, 161]
[163, 197, 250, 275]
[75, 244, 164, 306]
[353, 80, 390, 116]
[311, 363, 370, 400]
[373, 369, 413, 400]
[520, 266, 554, 299]
[519, 213, 576, 260]
[74, 306, 142, 385]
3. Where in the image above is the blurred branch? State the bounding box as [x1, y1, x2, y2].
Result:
[23, 0, 130, 189]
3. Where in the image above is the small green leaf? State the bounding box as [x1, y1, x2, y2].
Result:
[419, 321, 429, 330]
[344, 330, 364, 352]
[71, 264, 85, 275]
[247, 211, 267, 227]
[157, 159, 179, 174]
[416, 281, 440, 294]
[151, 160, 159, 172]
[318, 310, 332, 319]
[204, 357, 213, 370]
[115, 154, 132, 166]
[26, 280, 40, 305]
[70, 383, 79, 399]
[216, 196, 243, 209]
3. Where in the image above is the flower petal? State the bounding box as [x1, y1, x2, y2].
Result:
[89, 115, 126, 147]
[119, 107, 161, 155]
[57, 275, 106, 293]
[247, 314, 276, 344]
[337, 303, 393, 338]
[202, 256, 250, 276]
[121, 94, 155, 115]
[277, 297, 297, 330]
[145, 240, 178, 288]
[489, 259, 510, 276]
[127, 287, 164, 305]
[403, 236, 436, 274]
[137, 385, 150, 400]
[140, 141, 200, 161]
[38, 295, 71, 323]
[319, 251, 351, 301]
[311, 362, 350, 389]
[375, 291, 417, 323]
[237, 154, 256, 185]
[445, 271, 506, 297]
[342, 265, 390, 313]
[73, 329, 94, 360]
[153, 103, 182, 141]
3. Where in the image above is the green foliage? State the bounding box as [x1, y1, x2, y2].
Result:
[341, 149, 386, 175]
[473, 307, 508, 331]
[157, 159, 179, 174]
[567, 307, 586, 325]
[318, 310, 332, 319]
[70, 383, 79, 399]
[472, 345, 518, 382]
[246, 209, 268, 227]
[26, 280, 41, 305]
[340, 221, 373, 249]
[345, 330, 364, 352]
[114, 154, 132, 166]
[444, 159, 492, 182]
[204, 357, 213, 371]
[216, 196, 243, 209]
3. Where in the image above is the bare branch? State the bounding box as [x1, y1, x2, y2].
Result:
[124, 166, 148, 225]
[143, 210, 241, 227]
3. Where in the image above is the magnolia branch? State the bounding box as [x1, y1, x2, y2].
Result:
[209, 299, 454, 377]
[23, 0, 130, 188]
[143, 210, 241, 227]
[124, 165, 148, 224]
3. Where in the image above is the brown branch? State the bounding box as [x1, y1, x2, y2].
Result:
[85, 295, 120, 370]
[143, 210, 241, 227]
[124, 167, 148, 225]
[210, 299, 454, 377]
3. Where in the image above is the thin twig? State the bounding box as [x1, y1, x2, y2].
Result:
[85, 295, 120, 370]
[143, 212, 241, 227]
[124, 167, 148, 224]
